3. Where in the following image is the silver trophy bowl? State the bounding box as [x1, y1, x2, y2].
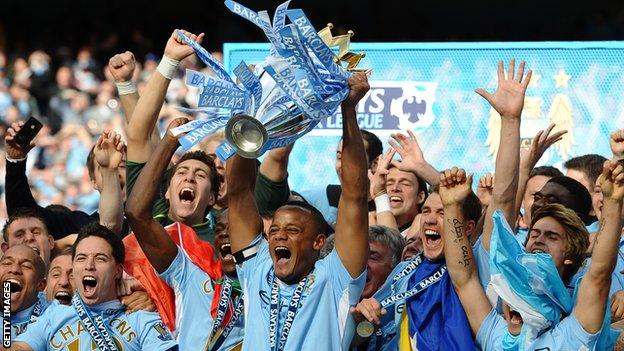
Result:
[224, 114, 270, 159]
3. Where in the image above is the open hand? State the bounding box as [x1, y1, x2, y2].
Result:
[369, 148, 395, 198]
[521, 123, 567, 171]
[475, 59, 532, 119]
[94, 130, 124, 169]
[389, 130, 426, 174]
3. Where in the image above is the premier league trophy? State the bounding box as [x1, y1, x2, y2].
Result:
[175, 0, 366, 159]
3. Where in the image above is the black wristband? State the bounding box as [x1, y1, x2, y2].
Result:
[233, 242, 260, 264]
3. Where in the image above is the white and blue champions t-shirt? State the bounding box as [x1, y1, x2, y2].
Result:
[15, 299, 177, 350]
[4, 292, 49, 340]
[159, 247, 244, 351]
[238, 235, 366, 351]
[476, 308, 599, 350]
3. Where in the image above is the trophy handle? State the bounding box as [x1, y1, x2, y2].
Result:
[224, 114, 269, 159]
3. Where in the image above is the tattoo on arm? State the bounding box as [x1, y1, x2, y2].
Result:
[449, 218, 472, 267]
[452, 218, 464, 243]
[460, 245, 473, 267]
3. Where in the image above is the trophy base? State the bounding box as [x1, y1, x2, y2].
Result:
[225, 114, 269, 159]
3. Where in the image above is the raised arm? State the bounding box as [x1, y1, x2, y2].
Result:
[94, 130, 125, 234]
[5, 121, 43, 215]
[126, 30, 203, 163]
[513, 124, 567, 221]
[125, 118, 188, 273]
[227, 154, 263, 253]
[108, 51, 161, 150]
[369, 148, 399, 230]
[259, 144, 293, 182]
[478, 59, 532, 251]
[574, 160, 624, 333]
[334, 72, 370, 278]
[610, 129, 624, 162]
[389, 130, 439, 187]
[255, 144, 294, 214]
[5, 121, 92, 238]
[439, 167, 492, 335]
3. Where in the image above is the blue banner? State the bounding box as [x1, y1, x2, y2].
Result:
[224, 41, 624, 192]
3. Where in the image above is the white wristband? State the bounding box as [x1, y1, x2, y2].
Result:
[114, 81, 137, 95]
[156, 55, 180, 80]
[375, 193, 391, 214]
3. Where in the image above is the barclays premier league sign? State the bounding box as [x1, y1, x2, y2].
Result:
[224, 41, 624, 191]
[312, 81, 438, 133]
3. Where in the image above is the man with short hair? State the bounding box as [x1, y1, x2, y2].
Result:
[124, 29, 223, 243]
[0, 245, 48, 339]
[519, 166, 563, 228]
[226, 72, 371, 350]
[564, 154, 608, 194]
[531, 176, 593, 226]
[565, 153, 608, 222]
[13, 222, 178, 351]
[385, 165, 427, 233]
[361, 225, 405, 299]
[126, 116, 244, 350]
[45, 247, 73, 305]
[353, 186, 483, 350]
[2, 208, 54, 267]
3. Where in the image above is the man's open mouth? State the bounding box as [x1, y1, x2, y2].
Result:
[389, 195, 403, 208]
[82, 275, 97, 296]
[6, 278, 22, 293]
[179, 188, 195, 203]
[55, 290, 72, 305]
[424, 230, 442, 245]
[274, 246, 292, 264]
[219, 243, 233, 260]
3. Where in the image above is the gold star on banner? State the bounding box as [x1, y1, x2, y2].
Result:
[528, 73, 541, 87]
[553, 69, 571, 88]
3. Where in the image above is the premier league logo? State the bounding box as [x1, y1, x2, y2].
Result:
[313, 80, 438, 135]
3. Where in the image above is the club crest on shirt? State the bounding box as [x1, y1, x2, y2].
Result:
[304, 273, 316, 294]
[203, 279, 214, 294]
[152, 322, 173, 341]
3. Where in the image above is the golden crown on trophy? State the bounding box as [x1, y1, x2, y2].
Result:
[318, 23, 365, 71]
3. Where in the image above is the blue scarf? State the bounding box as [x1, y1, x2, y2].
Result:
[406, 258, 476, 350]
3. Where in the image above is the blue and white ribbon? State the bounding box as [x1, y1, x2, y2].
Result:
[183, 1, 359, 160]
[233, 62, 262, 114]
[173, 117, 231, 150]
[175, 31, 235, 84]
[72, 293, 123, 351]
